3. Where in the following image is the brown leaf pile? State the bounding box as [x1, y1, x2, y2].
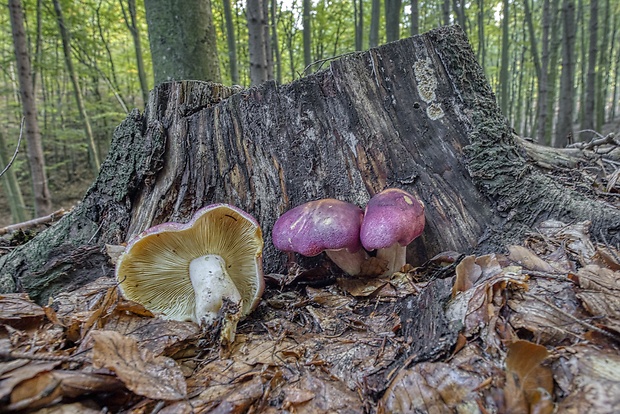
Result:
[1, 220, 619, 413]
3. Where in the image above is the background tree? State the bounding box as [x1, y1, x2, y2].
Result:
[53, 0, 101, 174]
[120, 0, 150, 105]
[144, 0, 221, 84]
[369, 0, 380, 47]
[247, 0, 270, 85]
[555, 0, 576, 147]
[9, 0, 52, 217]
[302, 0, 311, 69]
[385, 0, 402, 42]
[223, 0, 239, 85]
[582, 0, 598, 139]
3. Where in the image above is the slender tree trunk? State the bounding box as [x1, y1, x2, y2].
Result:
[32, 0, 42, 92]
[354, 0, 364, 51]
[499, 0, 510, 115]
[536, 0, 551, 145]
[544, 0, 561, 142]
[222, 0, 239, 84]
[271, 0, 281, 84]
[144, 0, 221, 84]
[0, 131, 27, 222]
[248, 0, 270, 85]
[442, 0, 450, 26]
[555, 0, 576, 147]
[452, 0, 466, 32]
[477, 0, 485, 69]
[410, 0, 419, 36]
[302, 0, 311, 68]
[582, 0, 598, 139]
[9, 0, 52, 217]
[263, 0, 273, 80]
[121, 0, 150, 104]
[595, 0, 610, 129]
[369, 0, 380, 47]
[52, 0, 101, 174]
[385, 0, 402, 42]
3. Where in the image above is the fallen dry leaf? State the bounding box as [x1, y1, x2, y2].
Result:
[507, 278, 587, 344]
[452, 255, 481, 297]
[573, 264, 620, 336]
[0, 361, 59, 401]
[91, 330, 187, 401]
[554, 345, 620, 413]
[504, 340, 554, 414]
[508, 245, 557, 273]
[379, 344, 503, 413]
[0, 293, 46, 329]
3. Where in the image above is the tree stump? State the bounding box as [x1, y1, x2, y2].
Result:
[1, 25, 619, 303]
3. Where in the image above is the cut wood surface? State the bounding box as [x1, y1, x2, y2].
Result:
[1, 25, 618, 303]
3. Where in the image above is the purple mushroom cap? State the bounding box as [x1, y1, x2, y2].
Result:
[272, 199, 364, 256]
[360, 188, 425, 250]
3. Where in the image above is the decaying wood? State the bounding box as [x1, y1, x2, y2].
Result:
[1, 25, 619, 302]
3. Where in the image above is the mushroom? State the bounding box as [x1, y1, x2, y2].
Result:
[360, 188, 425, 276]
[272, 199, 368, 276]
[116, 204, 264, 342]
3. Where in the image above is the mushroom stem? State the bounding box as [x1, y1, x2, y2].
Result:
[325, 248, 369, 276]
[189, 255, 242, 327]
[375, 244, 407, 276]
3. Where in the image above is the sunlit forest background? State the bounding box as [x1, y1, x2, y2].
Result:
[1, 0, 619, 224]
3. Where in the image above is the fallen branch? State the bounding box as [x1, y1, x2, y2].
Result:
[0, 208, 70, 236]
[0, 117, 25, 179]
[568, 131, 619, 151]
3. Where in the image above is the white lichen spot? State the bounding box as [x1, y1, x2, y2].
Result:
[413, 58, 438, 103]
[427, 103, 444, 120]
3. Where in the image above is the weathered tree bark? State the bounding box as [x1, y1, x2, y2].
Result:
[1, 26, 619, 305]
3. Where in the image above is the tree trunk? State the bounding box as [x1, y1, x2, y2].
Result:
[222, 0, 239, 85]
[354, 0, 363, 51]
[271, 0, 281, 84]
[442, 0, 450, 26]
[247, 0, 270, 85]
[369, 0, 380, 47]
[410, 0, 419, 36]
[554, 0, 576, 147]
[144, 0, 221, 85]
[121, 0, 150, 105]
[385, 0, 402, 42]
[582, 0, 598, 139]
[52, 0, 101, 175]
[302, 0, 311, 68]
[595, 0, 610, 130]
[499, 0, 510, 115]
[1, 26, 619, 307]
[9, 0, 52, 217]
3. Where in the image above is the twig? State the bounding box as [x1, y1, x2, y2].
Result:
[0, 207, 69, 235]
[568, 131, 618, 150]
[0, 349, 89, 364]
[303, 51, 359, 75]
[0, 117, 25, 179]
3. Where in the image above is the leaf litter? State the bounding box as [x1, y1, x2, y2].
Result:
[1, 220, 620, 412]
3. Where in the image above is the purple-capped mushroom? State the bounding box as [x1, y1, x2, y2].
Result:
[360, 188, 425, 276]
[272, 199, 368, 276]
[116, 204, 264, 342]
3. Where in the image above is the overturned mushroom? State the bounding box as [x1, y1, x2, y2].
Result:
[360, 188, 425, 276]
[116, 204, 264, 342]
[272, 199, 368, 275]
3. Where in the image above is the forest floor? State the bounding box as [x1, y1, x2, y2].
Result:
[0, 121, 620, 412]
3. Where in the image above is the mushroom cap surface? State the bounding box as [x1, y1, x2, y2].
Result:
[360, 188, 425, 250]
[116, 204, 264, 322]
[272, 198, 364, 256]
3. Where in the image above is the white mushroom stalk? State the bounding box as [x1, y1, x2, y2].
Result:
[116, 204, 264, 343]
